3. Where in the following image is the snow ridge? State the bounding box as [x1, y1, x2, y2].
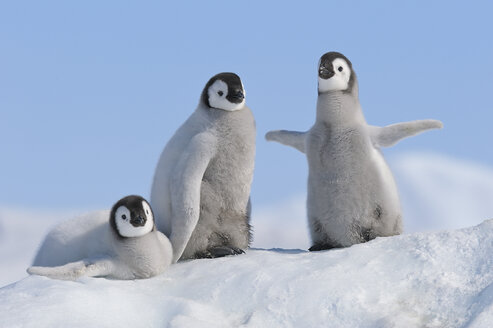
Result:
[1, 220, 493, 328]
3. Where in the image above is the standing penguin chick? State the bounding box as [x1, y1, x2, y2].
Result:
[266, 52, 443, 251]
[28, 195, 173, 280]
[151, 73, 255, 262]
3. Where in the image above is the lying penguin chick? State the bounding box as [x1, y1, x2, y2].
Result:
[266, 51, 443, 251]
[28, 195, 173, 280]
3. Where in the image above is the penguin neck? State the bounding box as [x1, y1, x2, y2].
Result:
[316, 91, 366, 127]
[111, 228, 157, 259]
[197, 102, 251, 128]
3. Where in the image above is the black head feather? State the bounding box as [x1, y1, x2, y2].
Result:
[318, 51, 356, 93]
[109, 195, 155, 238]
[200, 72, 244, 108]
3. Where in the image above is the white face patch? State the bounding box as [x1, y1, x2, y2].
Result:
[142, 201, 154, 224]
[115, 203, 153, 238]
[318, 58, 351, 92]
[207, 80, 245, 111]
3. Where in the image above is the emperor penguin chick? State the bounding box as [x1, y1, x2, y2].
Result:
[28, 195, 173, 280]
[266, 52, 443, 251]
[151, 72, 256, 262]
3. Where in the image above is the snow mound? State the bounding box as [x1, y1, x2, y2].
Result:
[392, 152, 493, 233]
[1, 220, 493, 328]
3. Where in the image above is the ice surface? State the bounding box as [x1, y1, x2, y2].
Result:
[1, 220, 493, 327]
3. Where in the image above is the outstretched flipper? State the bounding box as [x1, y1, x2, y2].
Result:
[265, 130, 307, 153]
[369, 119, 443, 148]
[27, 258, 120, 281]
[169, 133, 216, 263]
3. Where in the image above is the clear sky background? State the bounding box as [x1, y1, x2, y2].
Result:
[1, 1, 492, 211]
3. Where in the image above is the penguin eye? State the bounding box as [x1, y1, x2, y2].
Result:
[217, 91, 224, 96]
[338, 66, 343, 72]
[145, 209, 149, 215]
[121, 214, 126, 220]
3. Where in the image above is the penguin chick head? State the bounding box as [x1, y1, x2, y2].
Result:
[110, 195, 155, 238]
[318, 52, 356, 94]
[201, 72, 246, 111]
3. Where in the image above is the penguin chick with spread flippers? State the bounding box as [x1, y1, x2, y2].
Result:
[28, 195, 173, 280]
[266, 52, 443, 251]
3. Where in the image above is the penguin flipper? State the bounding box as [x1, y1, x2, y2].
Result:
[169, 133, 216, 263]
[27, 258, 118, 280]
[27, 261, 87, 280]
[370, 119, 443, 148]
[265, 130, 306, 153]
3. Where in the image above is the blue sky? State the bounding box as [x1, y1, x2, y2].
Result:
[1, 1, 492, 210]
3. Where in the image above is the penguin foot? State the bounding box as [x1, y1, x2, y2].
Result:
[309, 243, 337, 252]
[197, 246, 245, 259]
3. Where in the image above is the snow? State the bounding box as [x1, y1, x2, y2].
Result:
[1, 220, 493, 327]
[0, 208, 84, 287]
[252, 194, 308, 250]
[391, 152, 493, 233]
[1, 152, 493, 327]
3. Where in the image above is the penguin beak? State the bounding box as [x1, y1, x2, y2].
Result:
[130, 215, 146, 227]
[227, 90, 245, 103]
[319, 67, 334, 79]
